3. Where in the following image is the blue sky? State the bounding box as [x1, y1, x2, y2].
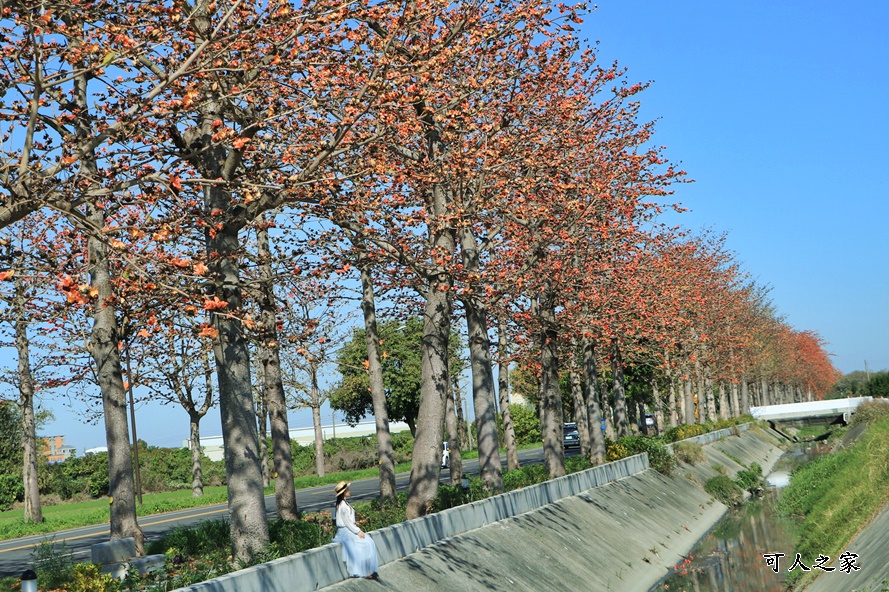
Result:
[585, 0, 888, 375]
[10, 1, 889, 450]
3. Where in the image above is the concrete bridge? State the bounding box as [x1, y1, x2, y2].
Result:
[750, 396, 873, 429]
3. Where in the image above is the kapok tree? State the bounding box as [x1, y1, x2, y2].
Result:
[319, 0, 591, 514]
[132, 0, 395, 559]
[491, 63, 684, 475]
[0, 214, 68, 523]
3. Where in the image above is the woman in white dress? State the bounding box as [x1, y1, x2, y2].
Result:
[332, 481, 379, 579]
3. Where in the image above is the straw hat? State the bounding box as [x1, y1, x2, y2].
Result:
[334, 481, 351, 496]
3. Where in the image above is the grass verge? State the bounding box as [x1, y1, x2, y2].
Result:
[777, 418, 889, 589]
[0, 441, 546, 542]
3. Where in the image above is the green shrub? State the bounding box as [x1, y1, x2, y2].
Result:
[605, 441, 631, 462]
[672, 441, 706, 465]
[607, 435, 675, 475]
[146, 518, 230, 557]
[734, 463, 764, 494]
[776, 451, 849, 517]
[509, 404, 541, 445]
[69, 562, 120, 592]
[434, 484, 469, 511]
[30, 537, 75, 590]
[564, 455, 593, 474]
[268, 517, 332, 556]
[0, 473, 23, 510]
[705, 475, 743, 506]
[362, 492, 408, 529]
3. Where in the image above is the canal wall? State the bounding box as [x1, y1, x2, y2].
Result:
[174, 424, 787, 592]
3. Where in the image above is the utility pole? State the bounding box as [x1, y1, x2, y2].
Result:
[865, 360, 871, 383]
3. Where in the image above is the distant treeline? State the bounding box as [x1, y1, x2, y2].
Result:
[828, 370, 889, 399]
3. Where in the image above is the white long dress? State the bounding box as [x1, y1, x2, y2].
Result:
[333, 500, 379, 577]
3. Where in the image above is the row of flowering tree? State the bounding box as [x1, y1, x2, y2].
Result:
[0, 0, 840, 566]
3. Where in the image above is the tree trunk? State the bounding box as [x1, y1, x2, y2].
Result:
[462, 297, 503, 492]
[458, 227, 503, 492]
[582, 339, 606, 466]
[14, 275, 41, 523]
[684, 377, 695, 425]
[405, 267, 453, 519]
[257, 398, 269, 489]
[668, 376, 678, 428]
[496, 318, 519, 471]
[652, 378, 663, 436]
[445, 379, 463, 485]
[761, 378, 770, 406]
[71, 47, 143, 552]
[404, 107, 456, 520]
[188, 352, 215, 498]
[730, 382, 740, 418]
[705, 373, 717, 423]
[455, 387, 468, 450]
[610, 342, 629, 438]
[536, 294, 565, 478]
[740, 375, 750, 413]
[359, 261, 397, 502]
[189, 414, 205, 497]
[203, 184, 269, 561]
[311, 366, 326, 478]
[603, 386, 615, 440]
[183, 0, 270, 557]
[718, 382, 730, 420]
[256, 220, 298, 520]
[569, 346, 590, 456]
[87, 221, 144, 553]
[696, 360, 709, 425]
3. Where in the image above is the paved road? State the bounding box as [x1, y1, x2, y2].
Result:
[0, 446, 569, 578]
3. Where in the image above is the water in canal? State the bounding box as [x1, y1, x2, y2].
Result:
[651, 444, 829, 592]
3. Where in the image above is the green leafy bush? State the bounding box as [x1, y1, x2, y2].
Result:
[564, 455, 593, 474]
[268, 517, 332, 557]
[734, 463, 764, 494]
[69, 563, 120, 592]
[509, 404, 542, 445]
[362, 492, 408, 529]
[434, 484, 470, 511]
[146, 518, 230, 557]
[705, 475, 743, 506]
[30, 537, 75, 590]
[0, 473, 23, 510]
[776, 451, 849, 517]
[607, 436, 675, 475]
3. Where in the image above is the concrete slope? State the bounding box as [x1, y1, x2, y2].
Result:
[322, 469, 725, 592]
[322, 427, 787, 592]
[675, 426, 786, 490]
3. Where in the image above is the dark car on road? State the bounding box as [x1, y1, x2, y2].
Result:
[563, 423, 580, 449]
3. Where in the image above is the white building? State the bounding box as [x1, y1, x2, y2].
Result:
[185, 420, 412, 462]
